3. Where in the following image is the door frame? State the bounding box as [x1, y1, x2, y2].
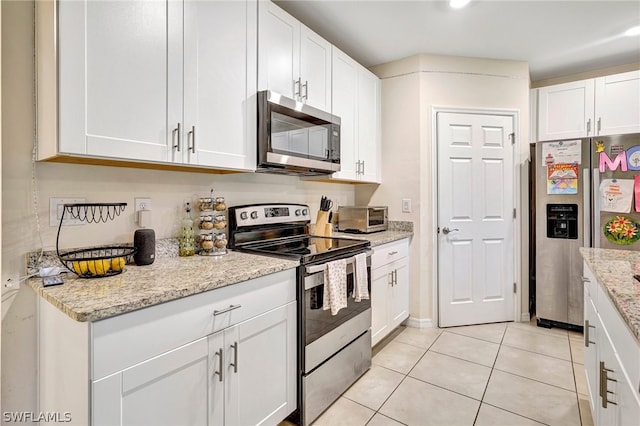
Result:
[431, 107, 522, 327]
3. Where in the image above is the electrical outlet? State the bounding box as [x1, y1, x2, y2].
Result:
[402, 198, 412, 213]
[50, 198, 86, 226]
[135, 198, 152, 213]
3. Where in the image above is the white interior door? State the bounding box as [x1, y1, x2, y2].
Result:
[437, 112, 515, 327]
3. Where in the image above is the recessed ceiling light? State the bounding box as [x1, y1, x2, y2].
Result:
[450, 0, 471, 9]
[625, 25, 640, 36]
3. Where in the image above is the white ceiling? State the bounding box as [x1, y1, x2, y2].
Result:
[274, 0, 640, 82]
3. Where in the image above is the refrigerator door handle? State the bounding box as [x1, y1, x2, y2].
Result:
[592, 167, 600, 248]
[583, 167, 592, 248]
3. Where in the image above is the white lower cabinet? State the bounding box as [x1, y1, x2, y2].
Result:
[93, 337, 210, 425]
[39, 269, 297, 426]
[371, 239, 410, 346]
[583, 262, 640, 426]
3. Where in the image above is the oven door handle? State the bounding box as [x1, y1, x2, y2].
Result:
[304, 249, 372, 276]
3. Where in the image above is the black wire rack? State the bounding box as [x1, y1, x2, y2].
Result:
[56, 203, 137, 278]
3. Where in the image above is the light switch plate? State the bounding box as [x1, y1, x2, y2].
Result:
[402, 198, 412, 213]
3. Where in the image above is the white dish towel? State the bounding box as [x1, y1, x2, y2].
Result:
[353, 253, 369, 302]
[323, 258, 347, 315]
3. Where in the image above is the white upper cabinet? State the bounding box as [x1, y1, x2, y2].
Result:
[331, 48, 359, 180]
[258, 1, 332, 111]
[594, 71, 640, 136]
[57, 0, 176, 162]
[537, 79, 595, 141]
[536, 70, 640, 141]
[183, 0, 257, 170]
[40, 0, 256, 172]
[331, 47, 381, 183]
[357, 66, 382, 183]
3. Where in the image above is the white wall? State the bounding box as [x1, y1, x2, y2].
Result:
[362, 54, 531, 326]
[0, 1, 355, 414]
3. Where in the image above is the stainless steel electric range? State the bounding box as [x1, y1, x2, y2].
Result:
[228, 203, 372, 426]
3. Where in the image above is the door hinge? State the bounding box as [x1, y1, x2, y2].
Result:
[509, 133, 515, 145]
[513, 282, 517, 294]
[513, 208, 516, 219]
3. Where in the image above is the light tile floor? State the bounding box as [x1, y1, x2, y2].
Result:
[312, 320, 593, 426]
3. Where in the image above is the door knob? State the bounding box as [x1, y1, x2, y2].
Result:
[442, 227, 459, 235]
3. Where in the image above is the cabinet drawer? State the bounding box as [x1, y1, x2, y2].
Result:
[372, 239, 409, 268]
[596, 282, 640, 395]
[92, 269, 296, 380]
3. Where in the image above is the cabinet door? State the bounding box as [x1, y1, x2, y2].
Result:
[183, 0, 257, 170]
[208, 331, 225, 426]
[371, 266, 391, 347]
[92, 337, 209, 426]
[59, 0, 180, 162]
[331, 47, 359, 180]
[537, 79, 595, 141]
[300, 25, 332, 111]
[595, 71, 640, 136]
[583, 289, 599, 417]
[225, 302, 297, 426]
[357, 66, 381, 183]
[390, 257, 410, 328]
[258, 1, 300, 99]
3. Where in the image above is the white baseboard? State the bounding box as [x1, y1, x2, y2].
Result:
[405, 317, 434, 329]
[520, 312, 531, 322]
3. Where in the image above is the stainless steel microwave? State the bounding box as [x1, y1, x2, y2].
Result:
[338, 206, 388, 234]
[257, 90, 340, 176]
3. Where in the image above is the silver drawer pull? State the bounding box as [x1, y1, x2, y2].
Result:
[581, 276, 590, 282]
[388, 251, 398, 256]
[213, 304, 242, 316]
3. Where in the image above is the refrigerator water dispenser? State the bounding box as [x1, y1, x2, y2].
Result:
[546, 204, 578, 239]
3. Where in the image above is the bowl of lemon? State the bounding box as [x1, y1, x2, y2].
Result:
[59, 246, 136, 278]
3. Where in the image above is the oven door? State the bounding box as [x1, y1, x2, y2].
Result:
[301, 251, 372, 374]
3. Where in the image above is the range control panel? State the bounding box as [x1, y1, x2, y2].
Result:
[231, 204, 311, 227]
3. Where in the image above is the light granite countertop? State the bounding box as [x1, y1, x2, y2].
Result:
[26, 228, 412, 323]
[579, 247, 640, 343]
[27, 251, 299, 322]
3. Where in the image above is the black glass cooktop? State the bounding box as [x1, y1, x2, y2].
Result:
[237, 235, 369, 264]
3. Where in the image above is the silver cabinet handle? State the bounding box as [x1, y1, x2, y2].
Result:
[172, 123, 181, 151]
[393, 269, 397, 286]
[388, 251, 398, 256]
[188, 125, 196, 154]
[388, 271, 393, 286]
[584, 320, 596, 347]
[587, 118, 591, 135]
[294, 78, 301, 98]
[213, 304, 242, 316]
[581, 276, 590, 282]
[361, 160, 365, 175]
[442, 227, 459, 235]
[597, 117, 602, 134]
[214, 348, 223, 382]
[302, 80, 308, 100]
[230, 342, 239, 373]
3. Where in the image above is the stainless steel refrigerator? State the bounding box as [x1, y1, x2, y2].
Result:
[534, 133, 640, 329]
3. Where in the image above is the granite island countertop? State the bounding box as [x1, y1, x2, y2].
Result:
[26, 228, 412, 323]
[579, 247, 640, 343]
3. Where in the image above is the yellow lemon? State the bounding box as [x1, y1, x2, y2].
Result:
[87, 260, 97, 275]
[111, 257, 125, 272]
[72, 260, 89, 275]
[94, 259, 110, 276]
[101, 259, 111, 274]
[72, 261, 81, 274]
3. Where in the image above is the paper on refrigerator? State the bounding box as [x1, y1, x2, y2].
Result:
[600, 179, 634, 213]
